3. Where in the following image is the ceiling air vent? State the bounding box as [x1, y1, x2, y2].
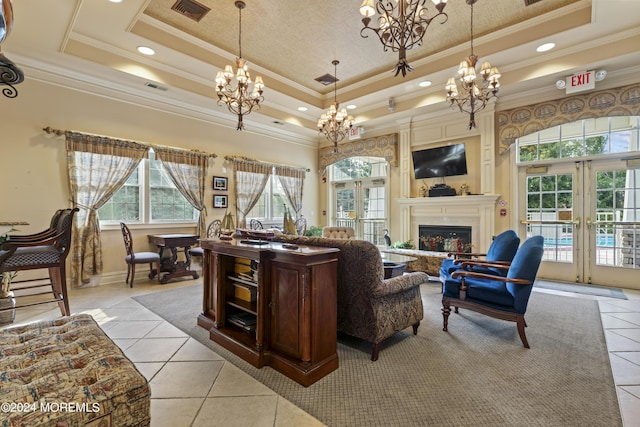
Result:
[171, 0, 211, 22]
[145, 82, 169, 91]
[315, 73, 338, 86]
[524, 0, 543, 5]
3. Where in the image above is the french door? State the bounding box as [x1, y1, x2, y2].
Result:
[519, 159, 639, 288]
[333, 178, 387, 244]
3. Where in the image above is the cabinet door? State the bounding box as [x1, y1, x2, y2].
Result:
[270, 261, 306, 359]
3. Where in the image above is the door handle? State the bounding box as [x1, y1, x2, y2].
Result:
[585, 217, 594, 229]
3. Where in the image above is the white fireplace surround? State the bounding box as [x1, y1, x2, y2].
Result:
[398, 194, 500, 253]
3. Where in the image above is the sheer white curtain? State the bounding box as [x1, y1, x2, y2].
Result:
[231, 159, 271, 228]
[154, 147, 213, 237]
[65, 132, 149, 286]
[275, 165, 305, 218]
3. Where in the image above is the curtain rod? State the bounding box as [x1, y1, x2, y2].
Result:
[42, 126, 218, 158]
[224, 155, 310, 172]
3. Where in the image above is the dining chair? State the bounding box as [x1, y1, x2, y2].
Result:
[248, 219, 263, 230]
[294, 217, 307, 236]
[0, 207, 79, 316]
[120, 222, 161, 287]
[189, 219, 222, 259]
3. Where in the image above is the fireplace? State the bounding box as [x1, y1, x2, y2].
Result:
[419, 225, 471, 253]
[398, 195, 499, 254]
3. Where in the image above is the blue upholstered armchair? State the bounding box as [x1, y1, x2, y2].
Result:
[441, 235, 544, 348]
[439, 229, 521, 280]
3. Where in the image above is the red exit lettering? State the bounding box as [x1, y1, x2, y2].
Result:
[571, 72, 591, 87]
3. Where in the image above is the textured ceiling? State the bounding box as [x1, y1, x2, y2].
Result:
[143, 0, 580, 92]
[5, 0, 640, 139]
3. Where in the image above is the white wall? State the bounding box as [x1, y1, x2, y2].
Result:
[0, 77, 319, 285]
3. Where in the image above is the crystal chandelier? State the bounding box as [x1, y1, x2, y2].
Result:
[317, 60, 354, 152]
[215, 1, 264, 131]
[445, 0, 500, 130]
[359, 0, 449, 77]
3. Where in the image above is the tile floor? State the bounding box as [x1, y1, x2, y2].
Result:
[4, 278, 640, 427]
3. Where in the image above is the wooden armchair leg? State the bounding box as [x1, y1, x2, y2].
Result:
[412, 321, 420, 335]
[442, 299, 451, 332]
[125, 265, 132, 286]
[130, 264, 136, 288]
[371, 342, 380, 362]
[49, 267, 69, 316]
[516, 316, 530, 349]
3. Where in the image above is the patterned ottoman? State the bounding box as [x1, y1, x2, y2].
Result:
[0, 314, 150, 426]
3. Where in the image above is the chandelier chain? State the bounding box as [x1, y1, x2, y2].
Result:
[445, 0, 501, 130]
[237, 1, 242, 59]
[317, 60, 354, 152]
[215, 0, 264, 131]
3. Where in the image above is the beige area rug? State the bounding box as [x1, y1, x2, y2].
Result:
[134, 282, 622, 427]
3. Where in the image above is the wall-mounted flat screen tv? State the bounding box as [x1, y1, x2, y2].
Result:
[412, 143, 468, 179]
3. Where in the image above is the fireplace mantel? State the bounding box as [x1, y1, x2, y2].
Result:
[397, 194, 500, 252]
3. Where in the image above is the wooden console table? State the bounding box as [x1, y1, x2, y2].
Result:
[197, 239, 339, 387]
[147, 234, 199, 284]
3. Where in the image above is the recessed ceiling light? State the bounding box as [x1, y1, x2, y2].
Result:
[137, 46, 155, 56]
[297, 106, 308, 112]
[418, 80, 432, 87]
[109, 0, 123, 3]
[536, 42, 555, 53]
[346, 104, 357, 110]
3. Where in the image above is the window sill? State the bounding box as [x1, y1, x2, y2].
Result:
[100, 222, 198, 232]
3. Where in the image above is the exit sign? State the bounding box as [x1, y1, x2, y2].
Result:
[565, 70, 595, 94]
[348, 126, 363, 140]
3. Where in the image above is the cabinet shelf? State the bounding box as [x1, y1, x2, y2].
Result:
[227, 318, 257, 334]
[199, 239, 339, 387]
[226, 297, 257, 314]
[227, 275, 258, 288]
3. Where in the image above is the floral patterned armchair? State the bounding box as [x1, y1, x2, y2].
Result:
[274, 235, 428, 361]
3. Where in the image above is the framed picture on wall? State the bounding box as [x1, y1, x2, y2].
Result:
[213, 176, 228, 191]
[213, 195, 228, 208]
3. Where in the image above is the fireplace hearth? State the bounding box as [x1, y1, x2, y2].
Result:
[419, 225, 471, 253]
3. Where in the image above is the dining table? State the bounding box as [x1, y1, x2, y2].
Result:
[147, 233, 199, 284]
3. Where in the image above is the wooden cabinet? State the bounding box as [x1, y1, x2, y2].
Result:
[197, 239, 339, 387]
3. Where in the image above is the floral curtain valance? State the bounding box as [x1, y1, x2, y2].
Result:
[274, 165, 306, 180]
[153, 146, 216, 165]
[318, 133, 398, 172]
[64, 131, 149, 158]
[497, 83, 640, 154]
[229, 157, 275, 175]
[226, 156, 308, 177]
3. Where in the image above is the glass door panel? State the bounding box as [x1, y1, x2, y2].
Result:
[334, 183, 356, 230]
[360, 179, 386, 245]
[520, 164, 582, 282]
[520, 159, 640, 288]
[332, 178, 387, 243]
[585, 160, 640, 287]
